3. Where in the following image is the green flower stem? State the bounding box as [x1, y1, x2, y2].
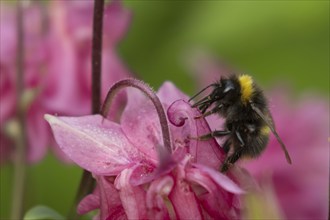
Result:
[68, 0, 104, 219]
[10, 0, 27, 219]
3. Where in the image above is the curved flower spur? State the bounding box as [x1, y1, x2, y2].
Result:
[45, 79, 252, 219]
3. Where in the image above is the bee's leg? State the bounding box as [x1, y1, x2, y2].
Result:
[235, 130, 245, 147]
[221, 131, 245, 172]
[194, 130, 231, 141]
[200, 102, 211, 114]
[221, 162, 230, 173]
[195, 104, 223, 119]
[221, 148, 243, 172]
[222, 139, 231, 154]
[191, 96, 211, 108]
[205, 104, 223, 117]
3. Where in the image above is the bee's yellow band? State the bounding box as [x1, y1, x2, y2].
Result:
[238, 74, 254, 103]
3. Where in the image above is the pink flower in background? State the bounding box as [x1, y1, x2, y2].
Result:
[0, 0, 131, 163]
[187, 52, 329, 219]
[0, 2, 50, 163]
[46, 81, 248, 219]
[243, 92, 329, 220]
[43, 0, 132, 115]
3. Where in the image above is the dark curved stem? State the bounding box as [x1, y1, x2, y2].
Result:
[69, 0, 104, 219]
[91, 0, 104, 113]
[101, 79, 172, 153]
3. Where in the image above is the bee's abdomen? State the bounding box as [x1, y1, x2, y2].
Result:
[243, 126, 270, 157]
[227, 121, 270, 158]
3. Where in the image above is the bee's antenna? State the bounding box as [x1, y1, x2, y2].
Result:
[189, 83, 217, 102]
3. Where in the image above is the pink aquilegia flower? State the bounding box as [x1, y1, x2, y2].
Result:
[45, 79, 253, 219]
[0, 0, 131, 163]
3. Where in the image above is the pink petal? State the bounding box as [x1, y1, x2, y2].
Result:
[168, 164, 203, 220]
[198, 191, 240, 220]
[157, 81, 189, 105]
[120, 87, 160, 163]
[167, 100, 224, 168]
[186, 167, 240, 219]
[97, 176, 126, 220]
[114, 168, 148, 219]
[128, 161, 156, 186]
[155, 144, 179, 176]
[128, 147, 181, 187]
[78, 189, 100, 215]
[146, 176, 174, 220]
[192, 163, 244, 194]
[45, 114, 138, 175]
[78, 176, 127, 220]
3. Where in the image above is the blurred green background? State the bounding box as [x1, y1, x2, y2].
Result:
[0, 0, 329, 219]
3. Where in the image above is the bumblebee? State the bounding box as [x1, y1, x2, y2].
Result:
[189, 74, 292, 172]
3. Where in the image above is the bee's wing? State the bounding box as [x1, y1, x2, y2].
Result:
[250, 103, 292, 164]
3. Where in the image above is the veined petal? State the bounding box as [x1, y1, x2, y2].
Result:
[186, 167, 240, 219]
[192, 163, 244, 194]
[77, 189, 100, 215]
[129, 147, 182, 187]
[167, 100, 224, 168]
[115, 168, 148, 219]
[78, 176, 127, 220]
[168, 163, 203, 220]
[45, 114, 138, 175]
[97, 176, 126, 220]
[128, 161, 156, 186]
[146, 176, 174, 220]
[120, 87, 160, 163]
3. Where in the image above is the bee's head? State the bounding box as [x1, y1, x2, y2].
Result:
[211, 78, 240, 104]
[191, 77, 240, 112]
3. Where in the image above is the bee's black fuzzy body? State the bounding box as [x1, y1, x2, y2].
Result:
[190, 74, 291, 172]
